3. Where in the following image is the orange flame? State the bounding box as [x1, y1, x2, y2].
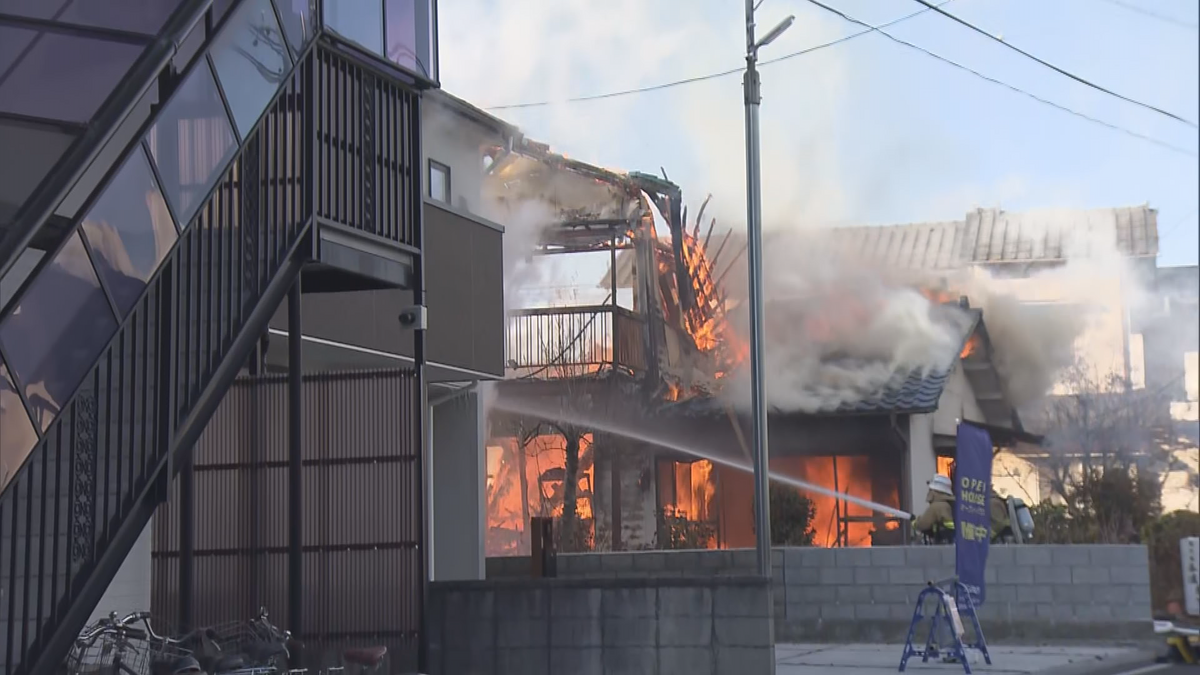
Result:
[484, 433, 595, 556]
[960, 334, 981, 359]
[668, 229, 748, 383]
[920, 287, 960, 305]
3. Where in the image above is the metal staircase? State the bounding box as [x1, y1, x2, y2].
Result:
[0, 2, 425, 674]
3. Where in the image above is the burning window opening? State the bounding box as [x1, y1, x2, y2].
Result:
[484, 432, 596, 556]
[650, 454, 904, 549]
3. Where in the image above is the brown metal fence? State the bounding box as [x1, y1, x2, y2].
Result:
[151, 368, 421, 670]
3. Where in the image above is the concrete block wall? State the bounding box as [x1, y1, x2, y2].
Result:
[487, 544, 1152, 642]
[427, 576, 774, 675]
[776, 545, 1151, 641]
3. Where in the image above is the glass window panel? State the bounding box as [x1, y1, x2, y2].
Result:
[172, 16, 208, 73]
[0, 357, 38, 490]
[428, 160, 448, 203]
[324, 0, 383, 56]
[210, 0, 291, 138]
[0, 119, 76, 227]
[0, 26, 143, 124]
[0, 25, 36, 71]
[0, 233, 117, 430]
[146, 61, 237, 226]
[213, 0, 236, 22]
[0, 0, 185, 35]
[81, 148, 177, 316]
[0, 249, 44, 311]
[274, 0, 314, 55]
[56, 84, 160, 220]
[384, 0, 417, 74]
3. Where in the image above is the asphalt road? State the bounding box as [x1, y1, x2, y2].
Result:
[1106, 663, 1200, 675]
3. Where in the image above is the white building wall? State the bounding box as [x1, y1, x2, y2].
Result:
[420, 103, 496, 217]
[430, 389, 486, 581]
[932, 363, 986, 436]
[89, 522, 152, 624]
[906, 414, 936, 514]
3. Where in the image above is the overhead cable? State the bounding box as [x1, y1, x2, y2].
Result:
[485, 0, 1197, 158]
[485, 0, 955, 111]
[909, 0, 1198, 128]
[803, 0, 1198, 157]
[1098, 0, 1198, 31]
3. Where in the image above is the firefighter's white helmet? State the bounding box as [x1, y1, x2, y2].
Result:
[929, 474, 954, 496]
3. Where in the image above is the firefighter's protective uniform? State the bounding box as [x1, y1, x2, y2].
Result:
[989, 491, 1012, 539]
[912, 474, 956, 543]
[913, 471, 1014, 543]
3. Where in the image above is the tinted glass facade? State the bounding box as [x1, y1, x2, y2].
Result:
[276, 0, 315, 56]
[210, 0, 292, 137]
[0, 120, 75, 224]
[0, 356, 37, 490]
[0, 233, 116, 428]
[147, 61, 238, 225]
[0, 0, 186, 35]
[385, 0, 418, 73]
[81, 147, 177, 316]
[324, 0, 383, 55]
[0, 0, 327, 448]
[0, 26, 143, 124]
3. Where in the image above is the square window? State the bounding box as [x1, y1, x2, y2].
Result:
[428, 160, 449, 204]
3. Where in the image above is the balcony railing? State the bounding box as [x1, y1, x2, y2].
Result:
[506, 305, 646, 377]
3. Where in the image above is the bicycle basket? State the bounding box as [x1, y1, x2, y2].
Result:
[201, 620, 263, 654]
[64, 633, 123, 675]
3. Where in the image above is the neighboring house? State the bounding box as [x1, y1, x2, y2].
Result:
[822, 207, 1199, 512]
[654, 304, 1034, 549]
[830, 206, 1159, 393]
[422, 90, 519, 217]
[492, 193, 1193, 554]
[481, 145, 1049, 552]
[1137, 264, 1200, 511]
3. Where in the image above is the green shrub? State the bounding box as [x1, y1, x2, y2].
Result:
[656, 508, 717, 550]
[769, 485, 817, 547]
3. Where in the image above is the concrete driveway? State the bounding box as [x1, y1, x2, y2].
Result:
[775, 643, 1155, 674]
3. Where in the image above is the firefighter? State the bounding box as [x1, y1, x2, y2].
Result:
[912, 474, 956, 544]
[990, 490, 1013, 542]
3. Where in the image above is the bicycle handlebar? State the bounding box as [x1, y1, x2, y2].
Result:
[76, 612, 160, 645]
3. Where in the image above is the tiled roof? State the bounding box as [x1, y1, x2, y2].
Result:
[664, 365, 952, 418]
[664, 308, 982, 417]
[830, 206, 1159, 269]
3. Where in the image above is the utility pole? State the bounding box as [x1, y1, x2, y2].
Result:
[743, 1, 793, 579]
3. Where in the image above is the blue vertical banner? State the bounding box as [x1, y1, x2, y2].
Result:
[955, 422, 994, 607]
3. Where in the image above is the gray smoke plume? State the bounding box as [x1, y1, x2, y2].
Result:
[718, 231, 974, 413]
[711, 208, 1151, 414]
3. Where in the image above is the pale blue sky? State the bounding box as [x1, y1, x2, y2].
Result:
[439, 0, 1199, 267]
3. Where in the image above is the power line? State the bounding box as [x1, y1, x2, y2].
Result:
[485, 0, 956, 111]
[1158, 208, 1200, 242]
[909, 0, 1198, 128]
[1098, 0, 1198, 31]
[803, 0, 1198, 157]
[485, 0, 1198, 158]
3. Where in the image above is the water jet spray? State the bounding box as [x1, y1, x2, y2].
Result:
[491, 396, 913, 521]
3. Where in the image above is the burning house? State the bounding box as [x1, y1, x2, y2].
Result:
[484, 142, 1041, 553]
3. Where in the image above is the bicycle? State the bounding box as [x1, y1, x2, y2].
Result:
[64, 612, 200, 675]
[181, 608, 296, 675]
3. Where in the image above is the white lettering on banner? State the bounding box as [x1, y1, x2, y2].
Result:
[1183, 537, 1200, 616]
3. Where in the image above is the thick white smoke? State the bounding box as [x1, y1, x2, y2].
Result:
[711, 207, 1154, 414]
[718, 231, 973, 413]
